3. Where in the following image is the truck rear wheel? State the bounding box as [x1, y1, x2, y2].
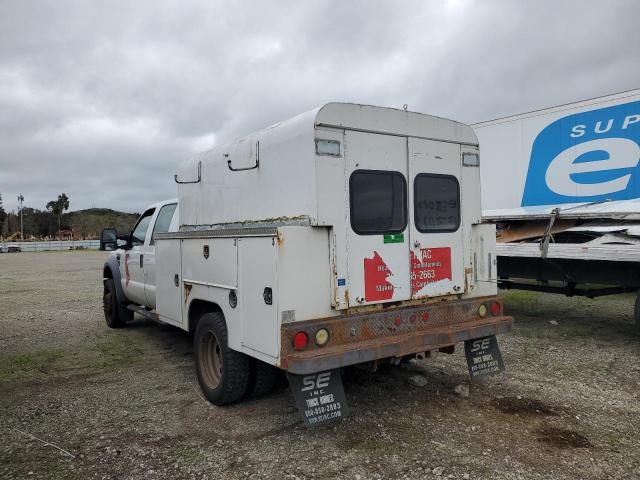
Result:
[103, 278, 133, 328]
[194, 312, 250, 405]
[247, 359, 280, 398]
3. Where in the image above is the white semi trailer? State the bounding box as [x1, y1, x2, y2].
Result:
[473, 89, 640, 329]
[102, 103, 513, 425]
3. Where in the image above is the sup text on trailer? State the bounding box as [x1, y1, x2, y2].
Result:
[101, 103, 513, 425]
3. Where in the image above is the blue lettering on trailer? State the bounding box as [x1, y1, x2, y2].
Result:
[521, 101, 640, 206]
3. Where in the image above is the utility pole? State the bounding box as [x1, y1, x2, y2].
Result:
[17, 193, 24, 240]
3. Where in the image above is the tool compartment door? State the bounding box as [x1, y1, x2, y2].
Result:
[345, 131, 411, 306]
[408, 138, 465, 298]
[239, 236, 279, 358]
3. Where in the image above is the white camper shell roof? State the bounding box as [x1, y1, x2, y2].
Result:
[176, 102, 478, 229]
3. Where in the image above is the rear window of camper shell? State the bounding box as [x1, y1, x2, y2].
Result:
[349, 170, 407, 235]
[414, 174, 460, 232]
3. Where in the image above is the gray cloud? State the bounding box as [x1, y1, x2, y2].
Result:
[1, 0, 638, 212]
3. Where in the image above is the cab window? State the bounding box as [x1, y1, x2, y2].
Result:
[130, 209, 155, 246]
[150, 203, 177, 245]
[414, 174, 460, 232]
[349, 170, 407, 235]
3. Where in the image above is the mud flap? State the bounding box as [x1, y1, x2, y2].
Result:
[464, 335, 505, 379]
[287, 369, 349, 426]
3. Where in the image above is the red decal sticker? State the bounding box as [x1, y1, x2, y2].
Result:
[363, 251, 394, 301]
[124, 253, 131, 288]
[410, 247, 452, 295]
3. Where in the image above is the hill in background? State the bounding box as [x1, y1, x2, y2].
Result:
[1, 208, 139, 240]
[65, 208, 139, 238]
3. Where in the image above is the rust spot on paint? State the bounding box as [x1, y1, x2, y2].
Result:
[184, 283, 192, 303]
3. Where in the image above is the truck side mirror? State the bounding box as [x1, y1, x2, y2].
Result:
[117, 234, 130, 249]
[117, 235, 131, 250]
[100, 228, 118, 251]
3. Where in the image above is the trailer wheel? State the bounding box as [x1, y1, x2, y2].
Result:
[103, 278, 133, 328]
[194, 312, 250, 405]
[247, 359, 280, 398]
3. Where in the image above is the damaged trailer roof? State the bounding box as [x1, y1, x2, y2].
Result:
[483, 199, 640, 222]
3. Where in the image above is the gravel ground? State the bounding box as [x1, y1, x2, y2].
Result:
[1, 251, 639, 480]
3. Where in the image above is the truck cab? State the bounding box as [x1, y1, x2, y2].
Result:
[102, 199, 178, 320]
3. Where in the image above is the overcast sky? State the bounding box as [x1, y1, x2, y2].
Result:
[1, 0, 638, 213]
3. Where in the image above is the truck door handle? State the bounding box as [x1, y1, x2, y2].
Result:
[140, 254, 144, 268]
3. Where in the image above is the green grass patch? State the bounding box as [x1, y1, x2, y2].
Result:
[553, 358, 613, 377]
[167, 444, 207, 465]
[0, 349, 65, 383]
[500, 290, 539, 315]
[0, 334, 145, 384]
[92, 334, 144, 369]
[515, 322, 595, 339]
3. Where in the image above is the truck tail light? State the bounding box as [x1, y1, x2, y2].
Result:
[293, 332, 309, 350]
[315, 328, 329, 346]
[490, 302, 501, 316]
[478, 304, 487, 317]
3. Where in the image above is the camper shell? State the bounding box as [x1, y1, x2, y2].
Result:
[156, 103, 511, 372]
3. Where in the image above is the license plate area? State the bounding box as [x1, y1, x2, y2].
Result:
[287, 369, 349, 426]
[464, 335, 505, 378]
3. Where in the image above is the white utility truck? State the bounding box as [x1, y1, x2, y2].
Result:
[473, 89, 640, 330]
[102, 103, 513, 425]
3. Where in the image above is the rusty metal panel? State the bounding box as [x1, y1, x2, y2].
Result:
[282, 297, 499, 354]
[283, 315, 512, 375]
[280, 297, 513, 373]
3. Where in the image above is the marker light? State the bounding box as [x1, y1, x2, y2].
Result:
[293, 332, 309, 350]
[315, 328, 329, 346]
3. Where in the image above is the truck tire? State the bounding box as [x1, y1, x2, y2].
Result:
[194, 312, 250, 405]
[247, 359, 280, 398]
[103, 278, 133, 328]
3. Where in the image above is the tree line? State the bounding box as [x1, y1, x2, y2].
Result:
[0, 192, 138, 240]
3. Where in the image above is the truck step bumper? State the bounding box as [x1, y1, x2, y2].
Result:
[280, 298, 513, 375]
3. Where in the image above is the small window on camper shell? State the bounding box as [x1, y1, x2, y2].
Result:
[414, 174, 460, 233]
[349, 170, 407, 235]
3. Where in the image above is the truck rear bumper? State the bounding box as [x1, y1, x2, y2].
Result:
[280, 297, 513, 375]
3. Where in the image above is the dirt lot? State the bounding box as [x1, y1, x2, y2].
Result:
[1, 251, 639, 480]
